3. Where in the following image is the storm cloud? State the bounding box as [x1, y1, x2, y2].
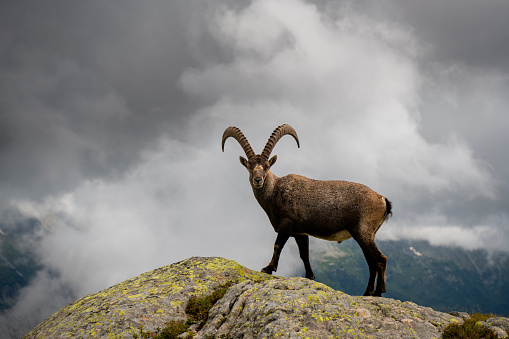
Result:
[1, 0, 508, 337]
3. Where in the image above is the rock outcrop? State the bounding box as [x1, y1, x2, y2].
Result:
[479, 317, 509, 338]
[25, 257, 466, 338]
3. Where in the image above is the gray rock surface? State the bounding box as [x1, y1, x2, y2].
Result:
[448, 311, 470, 321]
[24, 257, 274, 338]
[23, 256, 480, 338]
[479, 317, 509, 338]
[198, 278, 459, 338]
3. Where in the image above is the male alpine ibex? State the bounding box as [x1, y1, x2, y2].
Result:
[222, 124, 392, 296]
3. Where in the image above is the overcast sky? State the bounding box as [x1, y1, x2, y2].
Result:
[1, 0, 509, 335]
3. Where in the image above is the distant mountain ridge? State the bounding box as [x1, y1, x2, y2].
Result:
[0, 220, 41, 312]
[308, 239, 509, 316]
[1, 219, 508, 338]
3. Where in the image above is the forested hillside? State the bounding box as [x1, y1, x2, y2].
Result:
[309, 239, 509, 316]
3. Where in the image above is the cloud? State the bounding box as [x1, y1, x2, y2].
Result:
[1, 0, 508, 337]
[381, 215, 508, 252]
[12, 136, 278, 295]
[10, 0, 500, 293]
[182, 0, 495, 199]
[0, 0, 202, 207]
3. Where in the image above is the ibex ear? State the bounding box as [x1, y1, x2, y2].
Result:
[239, 156, 248, 168]
[268, 155, 277, 168]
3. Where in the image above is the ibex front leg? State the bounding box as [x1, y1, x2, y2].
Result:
[261, 219, 292, 275]
[294, 234, 315, 280]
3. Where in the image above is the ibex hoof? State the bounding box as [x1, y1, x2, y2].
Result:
[261, 266, 273, 275]
[363, 290, 384, 297]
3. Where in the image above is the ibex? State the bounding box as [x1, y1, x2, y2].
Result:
[222, 124, 392, 296]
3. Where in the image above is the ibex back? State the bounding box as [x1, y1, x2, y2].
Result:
[222, 124, 392, 296]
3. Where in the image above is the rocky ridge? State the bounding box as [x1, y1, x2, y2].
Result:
[23, 257, 508, 338]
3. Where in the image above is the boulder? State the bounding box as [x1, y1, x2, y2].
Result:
[198, 278, 460, 338]
[24, 257, 464, 338]
[479, 317, 509, 338]
[24, 257, 273, 338]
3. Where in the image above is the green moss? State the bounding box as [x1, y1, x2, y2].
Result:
[442, 313, 499, 339]
[132, 322, 192, 339]
[186, 282, 233, 328]
[132, 281, 233, 338]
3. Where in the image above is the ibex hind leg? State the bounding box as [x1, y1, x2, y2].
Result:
[375, 251, 387, 295]
[351, 231, 387, 297]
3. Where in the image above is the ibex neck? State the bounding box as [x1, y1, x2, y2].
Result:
[253, 170, 277, 203]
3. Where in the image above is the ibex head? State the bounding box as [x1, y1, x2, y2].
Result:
[222, 124, 300, 189]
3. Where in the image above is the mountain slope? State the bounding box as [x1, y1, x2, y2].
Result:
[0, 220, 42, 312]
[308, 239, 509, 316]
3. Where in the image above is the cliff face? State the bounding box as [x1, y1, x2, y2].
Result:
[24, 257, 463, 338]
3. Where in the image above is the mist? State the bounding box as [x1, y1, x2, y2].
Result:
[1, 0, 508, 337]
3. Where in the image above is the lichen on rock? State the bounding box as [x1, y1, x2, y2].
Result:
[478, 317, 509, 338]
[24, 257, 465, 338]
[23, 257, 274, 338]
[197, 277, 459, 338]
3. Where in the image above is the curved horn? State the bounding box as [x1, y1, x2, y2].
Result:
[261, 124, 300, 160]
[222, 126, 256, 160]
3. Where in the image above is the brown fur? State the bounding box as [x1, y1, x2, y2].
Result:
[223, 126, 392, 296]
